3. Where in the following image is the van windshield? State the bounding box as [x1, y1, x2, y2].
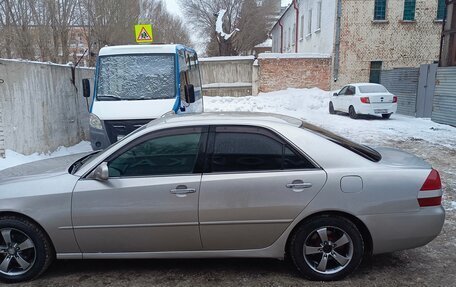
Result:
[97, 54, 176, 101]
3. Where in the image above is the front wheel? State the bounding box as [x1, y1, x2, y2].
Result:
[0, 216, 54, 283]
[289, 216, 364, 281]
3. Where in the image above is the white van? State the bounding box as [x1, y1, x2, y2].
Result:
[82, 44, 203, 150]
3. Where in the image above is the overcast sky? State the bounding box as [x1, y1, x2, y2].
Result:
[165, 0, 293, 17]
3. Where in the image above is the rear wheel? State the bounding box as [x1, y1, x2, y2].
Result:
[289, 216, 364, 281]
[0, 216, 54, 283]
[349, 106, 358, 119]
[382, 114, 392, 119]
[329, 102, 336, 115]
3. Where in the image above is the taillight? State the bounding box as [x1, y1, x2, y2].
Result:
[393, 96, 398, 103]
[360, 97, 370, 104]
[418, 169, 442, 207]
[418, 197, 442, 207]
[420, 169, 441, 191]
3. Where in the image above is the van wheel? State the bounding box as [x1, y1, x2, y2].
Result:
[0, 216, 54, 283]
[349, 106, 358, 119]
[382, 114, 392, 119]
[289, 216, 364, 281]
[329, 102, 336, 115]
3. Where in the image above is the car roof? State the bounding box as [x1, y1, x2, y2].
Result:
[350, 83, 385, 88]
[149, 112, 303, 128]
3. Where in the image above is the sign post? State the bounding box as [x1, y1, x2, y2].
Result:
[135, 24, 154, 44]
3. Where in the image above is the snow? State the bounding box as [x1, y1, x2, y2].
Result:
[204, 88, 456, 148]
[258, 53, 331, 59]
[0, 142, 92, 171]
[203, 82, 252, 89]
[0, 58, 78, 68]
[199, 56, 255, 62]
[255, 38, 273, 48]
[215, 9, 240, 41]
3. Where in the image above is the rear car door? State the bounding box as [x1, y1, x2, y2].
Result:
[72, 127, 206, 253]
[198, 126, 327, 250]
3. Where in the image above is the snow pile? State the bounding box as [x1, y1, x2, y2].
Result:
[205, 88, 456, 148]
[0, 142, 92, 171]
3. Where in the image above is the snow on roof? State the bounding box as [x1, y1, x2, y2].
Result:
[258, 53, 331, 59]
[199, 56, 255, 62]
[255, 38, 273, 48]
[99, 44, 182, 56]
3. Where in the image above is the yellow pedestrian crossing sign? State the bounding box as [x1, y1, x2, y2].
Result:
[135, 24, 154, 43]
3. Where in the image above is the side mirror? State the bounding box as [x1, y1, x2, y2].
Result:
[82, 79, 91, 98]
[93, 162, 109, 181]
[333, 92, 338, 97]
[184, 84, 196, 103]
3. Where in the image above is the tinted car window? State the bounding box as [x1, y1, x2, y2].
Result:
[283, 146, 315, 169]
[108, 133, 201, 177]
[211, 133, 283, 172]
[339, 86, 348, 95]
[359, 85, 388, 93]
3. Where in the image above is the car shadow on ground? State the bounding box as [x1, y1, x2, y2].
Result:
[333, 112, 391, 121]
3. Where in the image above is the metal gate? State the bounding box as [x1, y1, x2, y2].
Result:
[416, 64, 437, 118]
[432, 67, 456, 127]
[380, 68, 419, 116]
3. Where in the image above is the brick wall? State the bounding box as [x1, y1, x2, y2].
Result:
[336, 0, 443, 89]
[258, 55, 332, 93]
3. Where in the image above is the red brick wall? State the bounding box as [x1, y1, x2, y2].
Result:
[258, 57, 332, 93]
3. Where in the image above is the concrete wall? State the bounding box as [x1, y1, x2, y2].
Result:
[336, 0, 443, 88]
[0, 59, 94, 155]
[199, 56, 255, 97]
[258, 54, 332, 92]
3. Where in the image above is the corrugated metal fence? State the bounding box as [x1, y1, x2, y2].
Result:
[380, 68, 420, 116]
[432, 67, 456, 127]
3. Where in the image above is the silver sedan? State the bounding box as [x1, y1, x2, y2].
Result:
[0, 112, 445, 283]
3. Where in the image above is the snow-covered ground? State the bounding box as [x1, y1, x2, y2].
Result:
[205, 88, 456, 149]
[0, 141, 92, 171]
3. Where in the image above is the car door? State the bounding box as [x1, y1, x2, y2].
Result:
[346, 86, 357, 111]
[72, 127, 207, 253]
[198, 126, 327, 250]
[333, 86, 348, 111]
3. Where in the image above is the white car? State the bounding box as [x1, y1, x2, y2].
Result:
[329, 83, 398, 119]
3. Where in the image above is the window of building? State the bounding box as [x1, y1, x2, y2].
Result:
[316, 1, 322, 30]
[369, 61, 383, 84]
[403, 0, 416, 21]
[307, 9, 312, 36]
[374, 0, 387, 20]
[436, 0, 447, 20]
[292, 24, 296, 46]
[300, 15, 304, 39]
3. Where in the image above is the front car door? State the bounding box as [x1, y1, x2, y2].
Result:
[199, 126, 327, 250]
[72, 127, 206, 253]
[333, 86, 348, 111]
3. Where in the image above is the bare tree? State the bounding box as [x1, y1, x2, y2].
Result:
[180, 0, 279, 56]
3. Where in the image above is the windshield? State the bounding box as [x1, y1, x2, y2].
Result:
[300, 122, 382, 162]
[359, 85, 388, 93]
[96, 54, 176, 101]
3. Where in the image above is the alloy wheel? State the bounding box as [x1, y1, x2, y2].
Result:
[0, 228, 36, 276]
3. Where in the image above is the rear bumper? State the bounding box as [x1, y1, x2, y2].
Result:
[356, 103, 397, 116]
[359, 206, 445, 255]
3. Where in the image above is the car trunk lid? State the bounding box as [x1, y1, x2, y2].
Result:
[374, 147, 431, 169]
[366, 93, 394, 104]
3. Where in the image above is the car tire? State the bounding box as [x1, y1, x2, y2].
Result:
[329, 102, 336, 115]
[0, 216, 54, 283]
[349, 106, 358, 119]
[382, 114, 392, 119]
[289, 215, 364, 281]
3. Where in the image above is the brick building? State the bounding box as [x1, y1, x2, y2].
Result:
[271, 0, 445, 88]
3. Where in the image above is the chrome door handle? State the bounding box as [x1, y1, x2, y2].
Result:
[170, 185, 196, 195]
[286, 182, 313, 189]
